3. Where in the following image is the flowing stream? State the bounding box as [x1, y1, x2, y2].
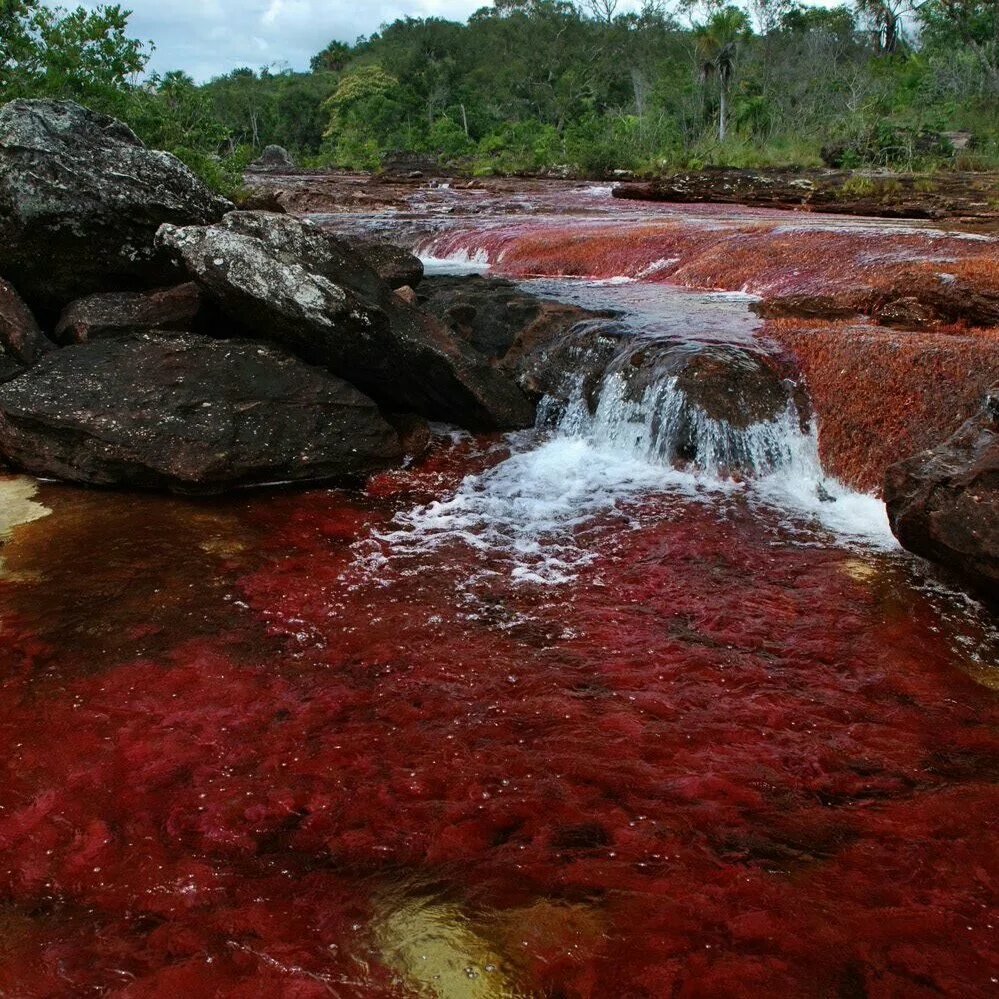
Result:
[0, 182, 995, 997]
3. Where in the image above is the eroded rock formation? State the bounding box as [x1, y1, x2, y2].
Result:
[157, 212, 535, 429]
[54, 283, 205, 344]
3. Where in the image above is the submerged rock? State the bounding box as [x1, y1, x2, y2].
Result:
[0, 99, 231, 311]
[885, 390, 998, 594]
[0, 332, 404, 493]
[54, 283, 205, 344]
[0, 278, 55, 364]
[158, 212, 534, 430]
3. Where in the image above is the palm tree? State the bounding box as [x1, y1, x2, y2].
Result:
[694, 7, 751, 143]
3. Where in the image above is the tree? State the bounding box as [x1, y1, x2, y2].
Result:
[918, 0, 999, 91]
[694, 6, 751, 141]
[0, 0, 148, 106]
[855, 0, 910, 55]
[310, 40, 351, 74]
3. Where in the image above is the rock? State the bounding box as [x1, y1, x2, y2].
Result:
[0, 99, 231, 313]
[419, 276, 544, 359]
[752, 269, 999, 330]
[0, 332, 404, 493]
[419, 274, 614, 374]
[394, 285, 418, 306]
[54, 283, 205, 344]
[246, 145, 296, 173]
[233, 187, 288, 213]
[613, 168, 999, 222]
[885, 390, 998, 595]
[0, 355, 24, 385]
[0, 278, 56, 364]
[357, 241, 424, 289]
[607, 342, 792, 428]
[517, 320, 630, 417]
[158, 212, 535, 430]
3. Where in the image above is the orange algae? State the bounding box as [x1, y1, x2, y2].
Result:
[766, 319, 999, 492]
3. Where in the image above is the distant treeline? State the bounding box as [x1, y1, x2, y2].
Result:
[2, 0, 998, 189]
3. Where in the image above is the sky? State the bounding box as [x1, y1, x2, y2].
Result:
[46, 0, 844, 83]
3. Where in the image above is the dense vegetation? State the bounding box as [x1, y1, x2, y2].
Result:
[1, 0, 998, 189]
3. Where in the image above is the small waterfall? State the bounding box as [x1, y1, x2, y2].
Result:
[550, 371, 808, 480]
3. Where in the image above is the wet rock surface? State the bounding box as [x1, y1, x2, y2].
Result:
[0, 100, 231, 312]
[0, 332, 404, 493]
[54, 283, 206, 344]
[0, 278, 55, 364]
[158, 211, 535, 430]
[886, 389, 999, 594]
[753, 268, 999, 330]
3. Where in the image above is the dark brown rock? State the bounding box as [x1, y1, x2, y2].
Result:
[54, 283, 204, 344]
[357, 241, 424, 289]
[0, 332, 404, 494]
[157, 212, 535, 430]
[0, 100, 231, 313]
[0, 278, 55, 364]
[885, 389, 998, 594]
[233, 187, 288, 213]
[614, 168, 999, 222]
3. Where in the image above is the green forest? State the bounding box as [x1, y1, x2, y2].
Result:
[1, 0, 998, 192]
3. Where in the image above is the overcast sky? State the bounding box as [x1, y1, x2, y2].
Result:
[47, 0, 842, 83]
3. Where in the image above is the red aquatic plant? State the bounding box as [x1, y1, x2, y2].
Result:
[766, 319, 999, 492]
[0, 457, 995, 996]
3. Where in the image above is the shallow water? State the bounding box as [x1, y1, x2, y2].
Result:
[0, 184, 996, 997]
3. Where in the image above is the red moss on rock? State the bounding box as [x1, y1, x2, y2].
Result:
[766, 319, 999, 492]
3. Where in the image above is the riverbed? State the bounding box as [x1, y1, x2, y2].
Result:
[0, 182, 995, 997]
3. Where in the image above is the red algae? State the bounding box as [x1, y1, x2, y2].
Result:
[766, 319, 999, 492]
[0, 439, 996, 996]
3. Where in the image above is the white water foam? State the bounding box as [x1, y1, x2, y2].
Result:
[419, 247, 493, 276]
[362, 378, 893, 589]
[366, 431, 710, 586]
[376, 248, 894, 585]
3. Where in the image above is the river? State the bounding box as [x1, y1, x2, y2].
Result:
[0, 181, 995, 997]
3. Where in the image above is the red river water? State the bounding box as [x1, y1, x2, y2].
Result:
[0, 182, 996, 997]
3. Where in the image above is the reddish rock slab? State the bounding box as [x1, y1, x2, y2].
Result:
[766, 320, 999, 494]
[54, 283, 205, 344]
[886, 389, 999, 594]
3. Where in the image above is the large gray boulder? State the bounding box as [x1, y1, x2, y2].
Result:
[885, 389, 998, 595]
[247, 144, 296, 172]
[157, 212, 535, 429]
[0, 332, 405, 493]
[0, 100, 231, 312]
